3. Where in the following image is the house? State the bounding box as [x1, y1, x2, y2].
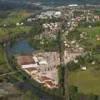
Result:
[37, 11, 62, 19]
[22, 64, 38, 69]
[96, 35, 100, 41]
[16, 55, 35, 65]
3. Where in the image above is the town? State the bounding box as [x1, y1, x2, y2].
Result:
[0, 2, 100, 100]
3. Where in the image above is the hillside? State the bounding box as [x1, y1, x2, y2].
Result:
[0, 0, 100, 6]
[0, 0, 41, 10]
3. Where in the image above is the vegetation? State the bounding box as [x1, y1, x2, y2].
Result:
[0, 45, 11, 75]
[0, 4, 100, 99]
[0, 10, 64, 99]
[68, 21, 100, 96]
[69, 86, 100, 100]
[0, 10, 33, 43]
[69, 68, 100, 95]
[58, 65, 65, 95]
[0, 10, 31, 25]
[0, 10, 42, 99]
[94, 9, 100, 15]
[23, 91, 40, 100]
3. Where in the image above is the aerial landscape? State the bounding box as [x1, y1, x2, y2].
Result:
[0, 0, 100, 100]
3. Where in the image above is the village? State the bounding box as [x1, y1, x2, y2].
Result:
[0, 2, 100, 100]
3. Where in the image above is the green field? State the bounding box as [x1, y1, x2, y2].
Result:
[78, 26, 100, 41]
[0, 26, 32, 40]
[69, 67, 100, 95]
[0, 10, 31, 25]
[0, 10, 32, 39]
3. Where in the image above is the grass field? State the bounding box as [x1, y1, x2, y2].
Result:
[0, 26, 32, 39]
[69, 67, 100, 95]
[78, 26, 100, 45]
[0, 10, 31, 25]
[78, 27, 100, 38]
[0, 10, 32, 38]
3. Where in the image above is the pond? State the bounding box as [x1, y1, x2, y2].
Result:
[7, 39, 34, 55]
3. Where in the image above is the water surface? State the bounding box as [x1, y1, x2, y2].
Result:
[7, 39, 34, 55]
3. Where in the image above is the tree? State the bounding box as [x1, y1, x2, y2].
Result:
[23, 91, 39, 100]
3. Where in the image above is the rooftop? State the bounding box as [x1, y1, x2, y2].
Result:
[16, 55, 35, 65]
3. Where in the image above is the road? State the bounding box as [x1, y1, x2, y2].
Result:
[0, 71, 20, 77]
[59, 10, 83, 100]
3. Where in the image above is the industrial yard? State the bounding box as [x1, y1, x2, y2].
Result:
[16, 52, 60, 89]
